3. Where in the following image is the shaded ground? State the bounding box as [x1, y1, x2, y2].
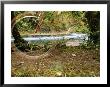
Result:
[11, 44, 100, 77]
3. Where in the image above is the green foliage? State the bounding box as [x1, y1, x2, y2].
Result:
[13, 11, 25, 16]
[85, 11, 100, 46]
[73, 25, 89, 33]
[13, 11, 90, 34]
[72, 11, 85, 19]
[44, 12, 54, 21]
[12, 11, 100, 52]
[16, 17, 38, 32]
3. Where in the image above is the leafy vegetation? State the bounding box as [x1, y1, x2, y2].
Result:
[11, 11, 100, 77]
[85, 11, 100, 46]
[13, 11, 88, 34]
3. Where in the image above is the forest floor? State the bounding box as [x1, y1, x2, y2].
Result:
[11, 43, 100, 77]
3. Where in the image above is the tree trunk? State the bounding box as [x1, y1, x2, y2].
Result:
[11, 11, 30, 52]
[35, 12, 44, 33]
[85, 11, 100, 45]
